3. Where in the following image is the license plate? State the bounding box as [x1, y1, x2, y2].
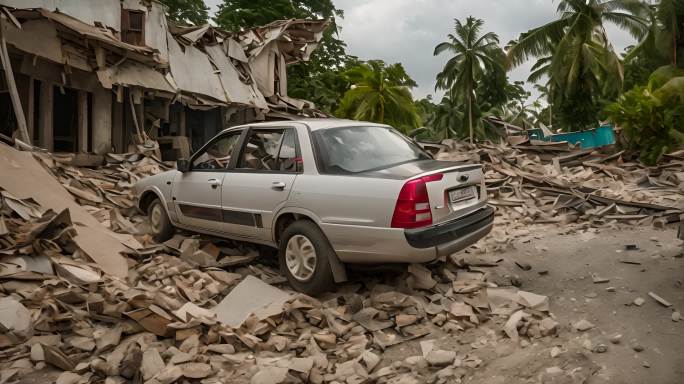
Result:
[449, 186, 477, 204]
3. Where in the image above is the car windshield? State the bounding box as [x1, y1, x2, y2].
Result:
[312, 126, 430, 174]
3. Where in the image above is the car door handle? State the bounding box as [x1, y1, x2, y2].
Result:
[271, 181, 286, 191]
[208, 178, 221, 189]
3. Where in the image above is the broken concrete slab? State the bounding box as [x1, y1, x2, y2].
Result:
[213, 275, 292, 328]
[0, 296, 32, 344]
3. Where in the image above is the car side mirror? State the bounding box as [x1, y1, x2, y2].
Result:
[176, 159, 190, 173]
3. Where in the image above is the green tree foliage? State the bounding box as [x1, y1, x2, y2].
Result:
[414, 96, 437, 129]
[214, 0, 349, 111]
[434, 17, 504, 143]
[508, 0, 649, 131]
[605, 66, 684, 164]
[336, 60, 421, 131]
[158, 0, 209, 26]
[431, 93, 465, 140]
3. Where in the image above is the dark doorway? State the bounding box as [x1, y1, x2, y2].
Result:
[187, 108, 220, 152]
[0, 92, 15, 140]
[52, 86, 78, 152]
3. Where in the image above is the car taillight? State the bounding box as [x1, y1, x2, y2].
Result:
[391, 173, 443, 229]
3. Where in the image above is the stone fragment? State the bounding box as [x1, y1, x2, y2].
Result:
[633, 297, 645, 306]
[425, 350, 456, 366]
[141, 348, 165, 381]
[610, 334, 622, 344]
[573, 319, 595, 332]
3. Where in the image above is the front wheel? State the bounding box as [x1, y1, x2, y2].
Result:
[147, 199, 174, 242]
[279, 220, 335, 295]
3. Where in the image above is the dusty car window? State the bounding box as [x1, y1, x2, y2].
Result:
[276, 128, 300, 172]
[313, 126, 429, 174]
[192, 131, 242, 170]
[238, 129, 300, 172]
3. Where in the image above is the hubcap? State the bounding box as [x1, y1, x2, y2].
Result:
[285, 235, 317, 282]
[150, 204, 163, 233]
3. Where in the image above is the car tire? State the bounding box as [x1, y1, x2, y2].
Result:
[147, 199, 174, 242]
[279, 220, 335, 295]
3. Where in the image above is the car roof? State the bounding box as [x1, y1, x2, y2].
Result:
[221, 118, 390, 133]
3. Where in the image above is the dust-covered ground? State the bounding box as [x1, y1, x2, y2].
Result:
[377, 225, 684, 384]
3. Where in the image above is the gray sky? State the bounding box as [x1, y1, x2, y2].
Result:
[204, 0, 635, 100]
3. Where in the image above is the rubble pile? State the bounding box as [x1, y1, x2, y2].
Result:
[0, 189, 558, 383]
[32, 151, 173, 227]
[435, 141, 684, 252]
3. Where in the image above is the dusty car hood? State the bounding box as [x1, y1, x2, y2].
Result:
[360, 160, 476, 179]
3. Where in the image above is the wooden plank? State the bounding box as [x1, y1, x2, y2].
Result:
[26, 77, 34, 142]
[0, 16, 29, 143]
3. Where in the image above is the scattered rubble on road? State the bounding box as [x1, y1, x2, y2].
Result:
[0, 138, 682, 383]
[434, 140, 683, 253]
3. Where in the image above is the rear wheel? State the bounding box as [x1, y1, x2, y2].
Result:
[279, 220, 335, 295]
[148, 199, 174, 242]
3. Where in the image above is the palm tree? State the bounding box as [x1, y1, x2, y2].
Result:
[336, 60, 421, 130]
[507, 0, 648, 130]
[657, 0, 684, 66]
[628, 0, 684, 67]
[434, 17, 503, 143]
[431, 92, 464, 140]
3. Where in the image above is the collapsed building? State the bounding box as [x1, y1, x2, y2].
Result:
[0, 0, 328, 158]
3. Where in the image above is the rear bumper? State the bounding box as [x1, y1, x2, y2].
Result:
[320, 206, 494, 264]
[404, 206, 495, 249]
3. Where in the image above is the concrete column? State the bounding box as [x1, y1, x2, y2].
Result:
[39, 81, 53, 151]
[92, 87, 112, 154]
[112, 99, 123, 153]
[77, 90, 88, 152]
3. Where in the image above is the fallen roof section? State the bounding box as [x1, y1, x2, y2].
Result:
[0, 143, 131, 277]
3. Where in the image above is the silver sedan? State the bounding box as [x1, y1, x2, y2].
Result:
[134, 119, 493, 294]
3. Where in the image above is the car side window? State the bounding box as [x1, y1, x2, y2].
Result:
[237, 128, 300, 173]
[191, 131, 242, 170]
[276, 128, 301, 172]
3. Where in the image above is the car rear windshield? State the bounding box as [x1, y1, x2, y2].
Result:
[312, 126, 430, 174]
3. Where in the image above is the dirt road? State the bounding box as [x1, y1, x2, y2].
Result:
[378, 226, 683, 384]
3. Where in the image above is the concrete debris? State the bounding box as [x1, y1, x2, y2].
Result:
[425, 350, 456, 366]
[573, 319, 595, 332]
[434, 140, 682, 253]
[648, 291, 672, 307]
[610, 334, 623, 344]
[592, 274, 610, 284]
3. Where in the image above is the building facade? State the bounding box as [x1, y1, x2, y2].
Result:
[0, 0, 327, 156]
